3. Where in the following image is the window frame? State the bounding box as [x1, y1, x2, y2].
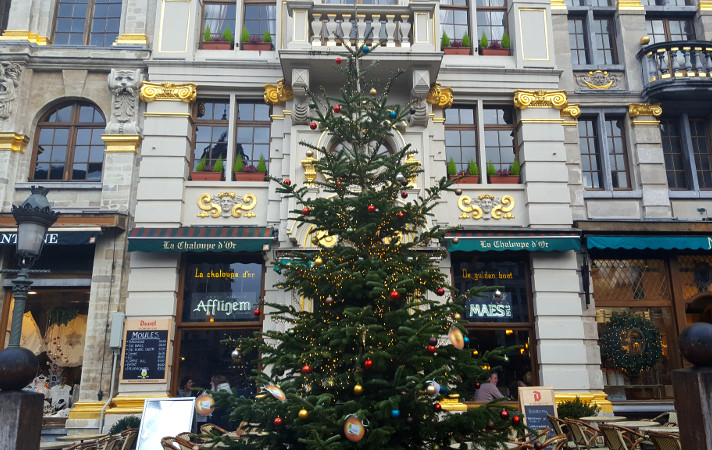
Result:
[444, 105, 478, 175]
[566, 0, 620, 68]
[578, 111, 632, 192]
[243, 0, 277, 43]
[483, 105, 518, 175]
[661, 114, 712, 192]
[0, 0, 10, 34]
[201, 1, 237, 47]
[476, 0, 507, 44]
[644, 15, 695, 44]
[53, 0, 122, 47]
[440, 0, 470, 44]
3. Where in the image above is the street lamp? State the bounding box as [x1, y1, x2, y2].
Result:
[0, 186, 59, 390]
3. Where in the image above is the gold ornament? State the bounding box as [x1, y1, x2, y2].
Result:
[454, 188, 462, 196]
[453, 313, 461, 321]
[425, 384, 437, 396]
[306, 149, 314, 158]
[452, 237, 459, 244]
[311, 236, 319, 244]
[314, 257, 323, 267]
[298, 409, 309, 419]
[370, 88, 377, 96]
[354, 384, 364, 395]
[434, 446, 441, 450]
[325, 296, 334, 305]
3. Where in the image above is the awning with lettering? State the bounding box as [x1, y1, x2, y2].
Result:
[0, 227, 101, 246]
[446, 230, 580, 252]
[127, 226, 275, 253]
[586, 235, 712, 251]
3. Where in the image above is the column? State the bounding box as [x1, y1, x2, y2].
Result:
[616, 0, 647, 92]
[0, 0, 49, 45]
[115, 0, 151, 46]
[561, 104, 586, 220]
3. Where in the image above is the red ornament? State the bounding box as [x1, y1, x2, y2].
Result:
[396, 211, 404, 219]
[302, 207, 311, 215]
[254, 308, 261, 317]
[434, 403, 442, 412]
[334, 105, 341, 113]
[512, 415, 521, 425]
[274, 417, 283, 427]
[390, 291, 399, 301]
[401, 191, 408, 199]
[336, 57, 342, 64]
[367, 205, 376, 213]
[284, 179, 291, 185]
[302, 364, 311, 374]
[427, 345, 436, 354]
[436, 288, 445, 296]
[500, 410, 509, 420]
[310, 122, 317, 130]
[364, 359, 373, 369]
[486, 420, 495, 430]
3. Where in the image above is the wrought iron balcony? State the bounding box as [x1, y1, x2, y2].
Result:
[638, 40, 712, 102]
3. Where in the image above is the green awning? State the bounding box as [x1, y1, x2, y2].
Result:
[587, 235, 712, 251]
[446, 231, 580, 252]
[128, 227, 274, 253]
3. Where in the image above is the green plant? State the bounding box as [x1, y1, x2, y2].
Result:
[447, 158, 457, 176]
[468, 158, 479, 176]
[241, 27, 251, 43]
[501, 31, 510, 49]
[203, 25, 212, 42]
[441, 31, 451, 48]
[234, 156, 244, 173]
[213, 155, 223, 173]
[462, 33, 471, 48]
[479, 31, 488, 50]
[222, 26, 233, 43]
[510, 159, 520, 176]
[46, 307, 79, 326]
[196, 155, 208, 172]
[557, 397, 600, 420]
[262, 29, 273, 44]
[257, 155, 267, 173]
[108, 415, 141, 435]
[487, 160, 496, 176]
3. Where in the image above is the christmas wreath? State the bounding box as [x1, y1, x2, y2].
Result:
[600, 312, 663, 374]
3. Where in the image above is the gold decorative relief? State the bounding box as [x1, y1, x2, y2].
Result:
[426, 83, 454, 109]
[302, 150, 317, 184]
[513, 90, 568, 110]
[617, 0, 644, 10]
[560, 104, 581, 125]
[0, 31, 49, 45]
[140, 82, 197, 103]
[198, 192, 257, 218]
[113, 34, 149, 46]
[458, 194, 515, 220]
[0, 133, 29, 152]
[574, 70, 622, 90]
[405, 153, 419, 187]
[628, 103, 662, 118]
[264, 79, 294, 106]
[305, 225, 337, 248]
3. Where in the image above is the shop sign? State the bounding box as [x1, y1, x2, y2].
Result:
[189, 292, 257, 321]
[0, 231, 97, 246]
[466, 298, 513, 319]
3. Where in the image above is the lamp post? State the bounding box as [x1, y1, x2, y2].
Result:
[0, 186, 59, 390]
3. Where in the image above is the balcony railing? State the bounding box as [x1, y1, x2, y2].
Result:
[638, 40, 712, 99]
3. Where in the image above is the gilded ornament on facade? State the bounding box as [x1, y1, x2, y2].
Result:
[513, 90, 568, 110]
[575, 70, 622, 90]
[198, 192, 257, 218]
[302, 152, 317, 184]
[140, 82, 197, 103]
[628, 103, 662, 118]
[560, 104, 581, 122]
[458, 194, 515, 220]
[305, 226, 337, 248]
[426, 83, 454, 109]
[264, 79, 294, 106]
[404, 153, 419, 187]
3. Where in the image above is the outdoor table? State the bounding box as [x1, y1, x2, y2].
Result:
[640, 426, 678, 433]
[40, 442, 72, 449]
[578, 416, 627, 427]
[55, 433, 108, 442]
[613, 421, 661, 430]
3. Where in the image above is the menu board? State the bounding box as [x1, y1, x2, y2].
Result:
[519, 386, 557, 445]
[120, 318, 172, 384]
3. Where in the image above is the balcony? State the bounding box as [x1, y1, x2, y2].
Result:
[638, 40, 712, 105]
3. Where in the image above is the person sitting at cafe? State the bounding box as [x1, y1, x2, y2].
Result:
[476, 370, 506, 402]
[177, 376, 195, 397]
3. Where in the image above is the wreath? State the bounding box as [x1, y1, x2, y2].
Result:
[600, 312, 663, 374]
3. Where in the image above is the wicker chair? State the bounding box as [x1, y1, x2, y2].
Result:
[199, 423, 229, 436]
[547, 414, 576, 448]
[598, 423, 647, 450]
[118, 429, 138, 450]
[562, 418, 609, 449]
[646, 430, 681, 450]
[519, 434, 570, 450]
[652, 411, 678, 426]
[159, 436, 195, 450]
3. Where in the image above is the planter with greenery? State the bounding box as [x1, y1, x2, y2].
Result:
[202, 25, 234, 50]
[447, 157, 479, 183]
[191, 155, 224, 181]
[489, 159, 520, 184]
[108, 415, 141, 435]
[557, 397, 601, 420]
[234, 155, 267, 181]
[242, 28, 273, 51]
[442, 31, 471, 55]
[480, 31, 510, 56]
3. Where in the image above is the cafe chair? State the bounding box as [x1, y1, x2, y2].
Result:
[645, 430, 682, 450]
[118, 429, 138, 450]
[65, 441, 101, 450]
[199, 423, 229, 436]
[519, 434, 570, 450]
[510, 427, 550, 446]
[563, 418, 609, 450]
[598, 424, 647, 450]
[160, 436, 195, 450]
[547, 414, 576, 448]
[651, 411, 678, 427]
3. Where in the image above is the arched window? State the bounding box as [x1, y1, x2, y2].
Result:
[32, 102, 106, 181]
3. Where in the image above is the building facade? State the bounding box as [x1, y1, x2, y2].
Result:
[0, 0, 708, 434]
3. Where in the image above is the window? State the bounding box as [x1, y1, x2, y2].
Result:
[567, 0, 618, 66]
[476, 0, 506, 43]
[202, 1, 236, 43]
[445, 107, 477, 174]
[483, 106, 516, 173]
[645, 18, 693, 43]
[661, 116, 712, 190]
[54, 0, 121, 46]
[192, 99, 271, 180]
[244, 0, 276, 42]
[440, 0, 469, 43]
[32, 102, 105, 181]
[0, 0, 11, 33]
[578, 114, 630, 190]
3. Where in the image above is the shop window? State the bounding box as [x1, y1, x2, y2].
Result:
[676, 255, 712, 324]
[54, 0, 122, 46]
[445, 106, 478, 175]
[243, 0, 276, 43]
[31, 101, 106, 182]
[201, 1, 237, 48]
[440, 0, 469, 43]
[483, 106, 517, 174]
[476, 0, 506, 44]
[578, 114, 630, 190]
[660, 116, 712, 191]
[591, 258, 671, 302]
[645, 18, 694, 44]
[175, 254, 264, 397]
[567, 3, 618, 67]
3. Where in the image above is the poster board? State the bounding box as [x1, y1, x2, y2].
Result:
[136, 398, 195, 450]
[519, 386, 557, 436]
[120, 318, 171, 383]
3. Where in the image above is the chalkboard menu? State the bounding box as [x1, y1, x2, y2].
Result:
[120, 318, 172, 384]
[519, 387, 557, 447]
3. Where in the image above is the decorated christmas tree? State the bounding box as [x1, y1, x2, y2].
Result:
[212, 41, 524, 449]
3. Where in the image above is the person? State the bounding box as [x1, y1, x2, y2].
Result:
[209, 375, 232, 429]
[475, 370, 505, 402]
[210, 375, 231, 393]
[177, 376, 194, 397]
[517, 370, 533, 388]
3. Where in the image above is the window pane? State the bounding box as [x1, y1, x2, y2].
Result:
[660, 119, 689, 190]
[690, 119, 712, 189]
[579, 118, 603, 189]
[203, 2, 237, 41]
[444, 106, 478, 175]
[606, 116, 630, 189]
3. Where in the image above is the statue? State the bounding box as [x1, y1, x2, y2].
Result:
[106, 68, 143, 134]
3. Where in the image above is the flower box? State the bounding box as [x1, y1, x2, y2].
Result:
[443, 47, 471, 55]
[242, 42, 272, 51]
[449, 175, 479, 184]
[234, 172, 266, 182]
[480, 48, 510, 56]
[489, 175, 519, 184]
[191, 171, 224, 181]
[202, 41, 234, 50]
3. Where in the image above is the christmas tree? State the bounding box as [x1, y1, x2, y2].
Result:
[212, 41, 524, 449]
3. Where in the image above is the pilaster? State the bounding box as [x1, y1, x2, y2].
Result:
[101, 135, 141, 213]
[0, 0, 50, 45]
[561, 105, 587, 220]
[509, 0, 555, 68]
[697, 2, 712, 41]
[615, 0, 647, 92]
[114, 0, 151, 47]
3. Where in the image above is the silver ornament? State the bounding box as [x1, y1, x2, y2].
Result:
[231, 348, 241, 362]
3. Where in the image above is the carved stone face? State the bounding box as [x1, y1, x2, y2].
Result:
[219, 196, 234, 215]
[111, 70, 138, 93]
[479, 198, 494, 213]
